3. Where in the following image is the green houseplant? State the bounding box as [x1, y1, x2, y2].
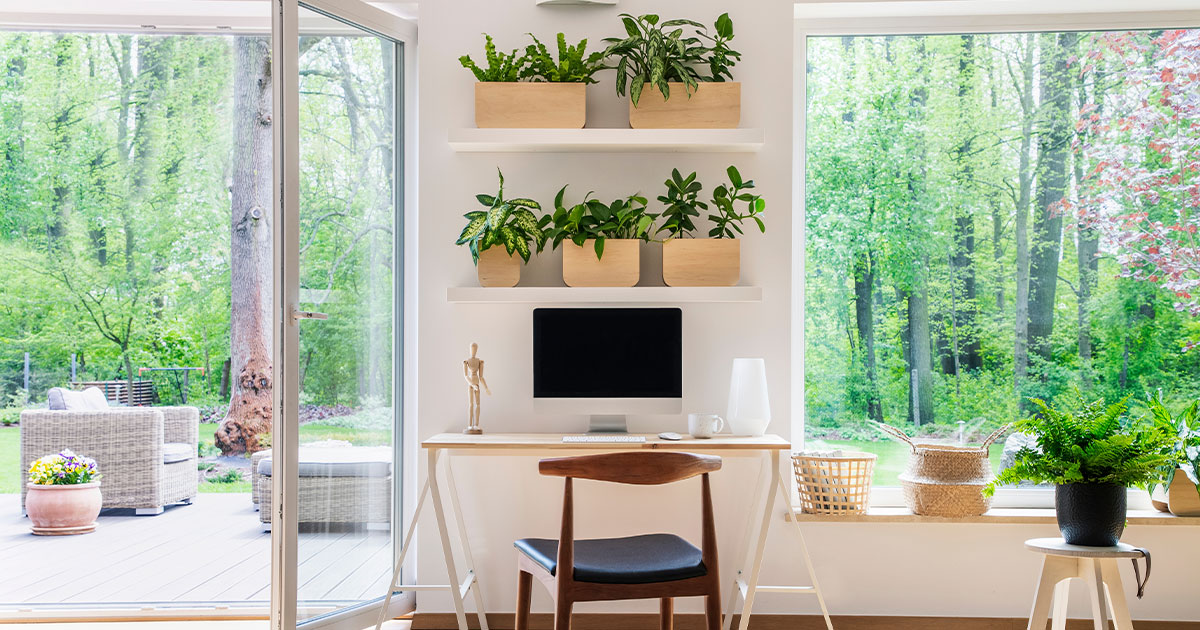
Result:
[462, 33, 602, 128]
[604, 13, 743, 128]
[456, 169, 546, 287]
[545, 186, 653, 287]
[1144, 395, 1200, 515]
[26, 449, 103, 535]
[985, 395, 1172, 545]
[659, 166, 765, 287]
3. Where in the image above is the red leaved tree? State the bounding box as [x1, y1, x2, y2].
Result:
[1070, 29, 1200, 343]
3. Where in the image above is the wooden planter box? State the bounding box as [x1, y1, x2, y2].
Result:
[662, 239, 740, 287]
[562, 239, 640, 287]
[476, 247, 521, 287]
[629, 82, 740, 129]
[474, 82, 586, 129]
[1167, 469, 1200, 516]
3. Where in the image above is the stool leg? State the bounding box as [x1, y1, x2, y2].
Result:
[515, 571, 532, 630]
[1051, 579, 1071, 630]
[660, 597, 674, 630]
[1029, 556, 1076, 630]
[1081, 558, 1110, 630]
[1100, 559, 1135, 630]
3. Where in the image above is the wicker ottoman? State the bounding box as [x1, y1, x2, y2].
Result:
[256, 446, 392, 528]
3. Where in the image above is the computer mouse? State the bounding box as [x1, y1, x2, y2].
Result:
[658, 432, 682, 441]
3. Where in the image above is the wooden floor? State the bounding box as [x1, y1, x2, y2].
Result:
[0, 494, 394, 607]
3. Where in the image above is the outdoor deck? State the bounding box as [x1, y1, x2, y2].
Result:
[0, 493, 394, 607]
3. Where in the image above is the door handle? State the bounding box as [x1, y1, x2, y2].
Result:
[292, 308, 328, 322]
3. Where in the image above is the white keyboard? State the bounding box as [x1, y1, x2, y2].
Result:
[562, 435, 647, 443]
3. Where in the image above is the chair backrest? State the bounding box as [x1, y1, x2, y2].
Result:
[538, 451, 721, 485]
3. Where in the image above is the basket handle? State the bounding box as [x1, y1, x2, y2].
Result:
[980, 423, 1011, 448]
[875, 422, 916, 452]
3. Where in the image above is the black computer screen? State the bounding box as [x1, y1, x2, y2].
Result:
[532, 308, 682, 398]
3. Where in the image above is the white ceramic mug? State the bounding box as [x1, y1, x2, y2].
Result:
[688, 413, 725, 438]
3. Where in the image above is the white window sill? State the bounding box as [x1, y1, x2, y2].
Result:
[788, 506, 1200, 526]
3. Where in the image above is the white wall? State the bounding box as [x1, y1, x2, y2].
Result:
[412, 0, 1200, 622]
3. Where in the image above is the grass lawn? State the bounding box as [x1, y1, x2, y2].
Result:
[0, 421, 392, 495]
[804, 438, 1003, 487]
[0, 426, 18, 494]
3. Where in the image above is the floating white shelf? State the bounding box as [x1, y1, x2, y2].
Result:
[447, 128, 765, 153]
[446, 286, 762, 304]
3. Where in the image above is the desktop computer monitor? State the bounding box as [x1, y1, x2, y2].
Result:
[533, 307, 682, 432]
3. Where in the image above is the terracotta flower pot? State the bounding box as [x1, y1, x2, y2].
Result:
[26, 482, 102, 536]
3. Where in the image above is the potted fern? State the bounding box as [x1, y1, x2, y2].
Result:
[604, 13, 741, 129]
[985, 396, 1172, 546]
[456, 169, 547, 287]
[545, 186, 654, 287]
[658, 166, 764, 286]
[461, 33, 606, 129]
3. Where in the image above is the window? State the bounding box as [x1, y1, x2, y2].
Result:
[802, 27, 1200, 490]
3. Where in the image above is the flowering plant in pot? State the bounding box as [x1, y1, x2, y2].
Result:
[26, 449, 103, 535]
[657, 166, 765, 287]
[456, 169, 547, 287]
[985, 396, 1171, 546]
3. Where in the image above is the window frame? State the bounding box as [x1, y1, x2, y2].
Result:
[791, 2, 1200, 510]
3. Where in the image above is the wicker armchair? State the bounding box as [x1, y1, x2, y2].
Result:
[20, 406, 199, 516]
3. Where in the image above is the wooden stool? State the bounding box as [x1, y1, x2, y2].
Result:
[1025, 537, 1149, 630]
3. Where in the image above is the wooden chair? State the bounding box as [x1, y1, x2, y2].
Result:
[514, 451, 723, 630]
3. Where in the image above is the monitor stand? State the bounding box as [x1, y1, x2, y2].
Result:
[587, 415, 628, 433]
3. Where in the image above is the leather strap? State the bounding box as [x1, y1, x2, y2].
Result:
[1131, 548, 1151, 599]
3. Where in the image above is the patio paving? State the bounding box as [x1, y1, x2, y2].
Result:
[0, 493, 394, 607]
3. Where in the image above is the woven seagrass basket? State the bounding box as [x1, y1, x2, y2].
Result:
[792, 451, 878, 514]
[878, 423, 1009, 517]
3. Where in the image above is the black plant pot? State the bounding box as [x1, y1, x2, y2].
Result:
[1055, 483, 1126, 546]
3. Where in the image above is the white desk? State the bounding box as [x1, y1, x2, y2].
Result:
[375, 433, 833, 630]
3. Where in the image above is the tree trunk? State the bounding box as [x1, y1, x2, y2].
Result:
[908, 283, 935, 426]
[219, 357, 232, 402]
[48, 35, 74, 250]
[217, 36, 274, 455]
[1013, 34, 1035, 401]
[1027, 32, 1074, 367]
[950, 35, 982, 373]
[1073, 50, 1100, 382]
[853, 251, 882, 423]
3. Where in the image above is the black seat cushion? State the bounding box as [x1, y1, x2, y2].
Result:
[514, 533, 706, 585]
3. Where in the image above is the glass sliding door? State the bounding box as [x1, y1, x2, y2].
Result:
[272, 1, 413, 628]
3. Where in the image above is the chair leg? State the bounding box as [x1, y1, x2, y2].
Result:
[515, 571, 532, 630]
[705, 591, 723, 630]
[554, 596, 572, 630]
[660, 598, 673, 630]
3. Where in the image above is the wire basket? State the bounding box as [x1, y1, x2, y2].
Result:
[792, 451, 877, 514]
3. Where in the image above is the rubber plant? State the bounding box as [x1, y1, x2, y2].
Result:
[456, 169, 547, 264]
[460, 34, 530, 81]
[524, 33, 608, 83]
[603, 13, 741, 106]
[544, 186, 654, 260]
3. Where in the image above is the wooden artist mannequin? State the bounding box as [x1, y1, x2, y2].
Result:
[463, 342, 490, 434]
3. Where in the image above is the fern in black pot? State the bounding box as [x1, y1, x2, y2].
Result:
[985, 396, 1172, 546]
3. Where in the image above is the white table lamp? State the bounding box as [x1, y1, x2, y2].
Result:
[727, 358, 770, 436]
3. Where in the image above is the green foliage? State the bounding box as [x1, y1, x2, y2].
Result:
[459, 34, 529, 82]
[524, 33, 607, 84]
[545, 187, 654, 260]
[456, 169, 546, 264]
[1141, 394, 1200, 498]
[707, 166, 765, 239]
[603, 14, 708, 106]
[700, 13, 739, 82]
[655, 169, 706, 239]
[985, 395, 1173, 495]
